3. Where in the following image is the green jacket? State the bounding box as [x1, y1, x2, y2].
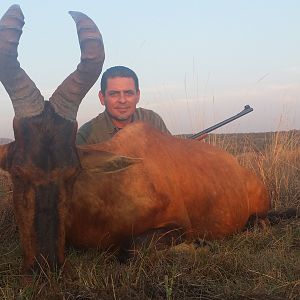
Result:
[76, 107, 171, 145]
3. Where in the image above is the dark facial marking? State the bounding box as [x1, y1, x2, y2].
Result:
[34, 183, 59, 269]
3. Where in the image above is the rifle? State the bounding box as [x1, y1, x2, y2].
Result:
[190, 105, 253, 140]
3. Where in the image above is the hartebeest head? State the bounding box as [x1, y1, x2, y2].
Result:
[0, 5, 104, 273]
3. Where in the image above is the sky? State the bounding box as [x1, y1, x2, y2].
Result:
[0, 0, 299, 138]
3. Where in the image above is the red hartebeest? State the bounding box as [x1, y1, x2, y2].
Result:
[0, 5, 271, 275]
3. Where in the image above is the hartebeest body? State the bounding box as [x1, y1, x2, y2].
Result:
[68, 122, 270, 249]
[0, 5, 270, 275]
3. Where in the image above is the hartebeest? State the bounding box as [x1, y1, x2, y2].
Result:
[0, 5, 271, 275]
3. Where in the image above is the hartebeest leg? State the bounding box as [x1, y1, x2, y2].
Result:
[118, 225, 186, 262]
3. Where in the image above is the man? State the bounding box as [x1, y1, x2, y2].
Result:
[76, 66, 171, 145]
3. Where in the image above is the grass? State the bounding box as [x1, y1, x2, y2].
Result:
[0, 131, 299, 299]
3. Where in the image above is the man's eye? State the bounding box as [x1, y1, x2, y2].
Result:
[125, 91, 134, 96]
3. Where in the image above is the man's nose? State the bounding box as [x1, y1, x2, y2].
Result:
[118, 92, 126, 103]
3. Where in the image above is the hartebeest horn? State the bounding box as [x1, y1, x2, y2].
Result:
[0, 5, 44, 119]
[49, 11, 105, 121]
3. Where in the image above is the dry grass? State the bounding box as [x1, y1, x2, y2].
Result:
[234, 131, 300, 209]
[0, 131, 299, 299]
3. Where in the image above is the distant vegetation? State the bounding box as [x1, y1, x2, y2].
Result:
[208, 129, 300, 155]
[0, 131, 299, 299]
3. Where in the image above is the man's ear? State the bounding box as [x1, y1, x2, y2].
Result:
[136, 89, 140, 104]
[98, 90, 105, 106]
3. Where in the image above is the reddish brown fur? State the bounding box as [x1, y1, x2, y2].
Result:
[66, 122, 271, 250]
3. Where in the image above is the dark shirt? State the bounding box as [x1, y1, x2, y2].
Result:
[76, 107, 171, 145]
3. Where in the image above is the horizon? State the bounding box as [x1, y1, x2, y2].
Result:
[0, 1, 299, 138]
[1, 129, 300, 144]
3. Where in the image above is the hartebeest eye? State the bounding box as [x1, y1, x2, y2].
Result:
[11, 165, 24, 177]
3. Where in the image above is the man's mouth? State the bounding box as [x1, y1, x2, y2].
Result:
[115, 107, 129, 113]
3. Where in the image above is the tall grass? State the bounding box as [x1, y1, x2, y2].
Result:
[0, 131, 299, 299]
[235, 131, 300, 209]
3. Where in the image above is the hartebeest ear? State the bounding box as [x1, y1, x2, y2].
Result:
[76, 147, 142, 173]
[0, 142, 14, 171]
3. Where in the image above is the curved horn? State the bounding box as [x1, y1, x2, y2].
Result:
[49, 11, 105, 121]
[0, 5, 44, 119]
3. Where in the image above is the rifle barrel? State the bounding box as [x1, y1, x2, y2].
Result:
[191, 105, 253, 140]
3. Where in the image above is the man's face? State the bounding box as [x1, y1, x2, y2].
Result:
[99, 77, 140, 126]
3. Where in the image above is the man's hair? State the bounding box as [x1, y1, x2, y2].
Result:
[100, 66, 139, 93]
